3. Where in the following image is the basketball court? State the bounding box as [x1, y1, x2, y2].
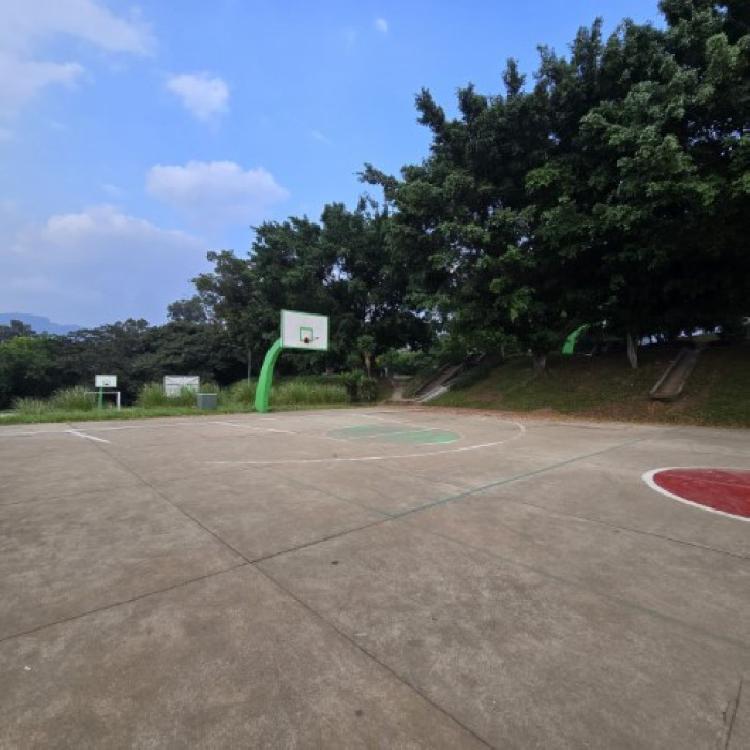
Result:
[0, 407, 748, 748]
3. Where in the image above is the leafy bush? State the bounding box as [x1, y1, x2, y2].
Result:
[340, 372, 379, 402]
[341, 371, 361, 401]
[377, 348, 432, 376]
[137, 383, 198, 408]
[358, 377, 379, 402]
[272, 380, 347, 406]
[49, 386, 96, 411]
[137, 383, 169, 408]
[13, 397, 51, 415]
[225, 380, 257, 405]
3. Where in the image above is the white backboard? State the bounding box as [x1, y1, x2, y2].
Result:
[164, 375, 200, 396]
[281, 310, 328, 351]
[95, 375, 117, 388]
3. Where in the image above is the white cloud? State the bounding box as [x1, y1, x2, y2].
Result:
[1, 0, 154, 56]
[166, 72, 229, 122]
[374, 18, 388, 33]
[146, 160, 289, 227]
[310, 129, 332, 145]
[2, 205, 205, 325]
[0, 54, 84, 116]
[101, 182, 124, 197]
[0, 1, 153, 119]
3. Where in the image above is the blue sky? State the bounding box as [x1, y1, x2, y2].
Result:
[1, 0, 660, 327]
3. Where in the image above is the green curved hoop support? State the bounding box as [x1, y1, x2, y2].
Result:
[255, 337, 283, 413]
[562, 324, 589, 355]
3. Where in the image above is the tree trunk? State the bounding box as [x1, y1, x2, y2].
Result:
[626, 332, 638, 369]
[532, 352, 547, 373]
[364, 353, 372, 378]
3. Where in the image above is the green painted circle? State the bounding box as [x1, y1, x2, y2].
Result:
[328, 423, 459, 445]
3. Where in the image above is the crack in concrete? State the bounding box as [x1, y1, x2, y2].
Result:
[724, 677, 744, 750]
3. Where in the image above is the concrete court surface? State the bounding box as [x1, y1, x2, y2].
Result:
[0, 407, 748, 749]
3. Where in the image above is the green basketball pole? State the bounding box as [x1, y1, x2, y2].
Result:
[254, 337, 283, 413]
[562, 324, 589, 355]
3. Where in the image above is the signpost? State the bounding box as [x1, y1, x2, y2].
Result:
[255, 310, 329, 413]
[94, 375, 117, 410]
[163, 376, 200, 397]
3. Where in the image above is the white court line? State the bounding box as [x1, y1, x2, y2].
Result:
[207, 420, 526, 466]
[0, 419, 269, 439]
[343, 426, 459, 443]
[641, 467, 750, 523]
[0, 422, 204, 438]
[66, 429, 111, 444]
[0, 428, 70, 438]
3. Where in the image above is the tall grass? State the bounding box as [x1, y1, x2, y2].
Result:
[225, 380, 256, 405]
[272, 380, 347, 406]
[12, 397, 50, 416]
[49, 386, 96, 411]
[137, 383, 198, 408]
[7, 376, 357, 424]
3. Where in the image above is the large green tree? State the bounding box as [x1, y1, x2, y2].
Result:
[194, 201, 431, 372]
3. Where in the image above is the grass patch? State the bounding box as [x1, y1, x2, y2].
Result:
[0, 406, 243, 425]
[12, 397, 51, 417]
[271, 380, 348, 407]
[433, 343, 750, 427]
[49, 386, 96, 411]
[1, 376, 359, 425]
[137, 383, 200, 408]
[224, 379, 257, 406]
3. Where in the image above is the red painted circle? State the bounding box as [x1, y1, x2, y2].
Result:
[652, 469, 750, 519]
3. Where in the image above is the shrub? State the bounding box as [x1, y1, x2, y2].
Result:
[137, 383, 198, 408]
[340, 372, 379, 402]
[13, 397, 51, 416]
[377, 348, 432, 376]
[226, 380, 257, 405]
[358, 377, 379, 402]
[49, 386, 96, 411]
[272, 380, 347, 406]
[341, 371, 361, 402]
[137, 383, 169, 408]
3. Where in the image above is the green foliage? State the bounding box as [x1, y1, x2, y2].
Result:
[433, 343, 750, 427]
[271, 381, 348, 406]
[225, 380, 257, 405]
[0, 336, 57, 408]
[340, 372, 379, 402]
[49, 386, 96, 411]
[137, 383, 198, 408]
[0, 319, 34, 343]
[12, 397, 50, 416]
[377, 348, 432, 376]
[357, 377, 379, 402]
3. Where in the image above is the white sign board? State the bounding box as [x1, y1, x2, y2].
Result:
[163, 375, 200, 397]
[95, 375, 117, 388]
[281, 309, 328, 351]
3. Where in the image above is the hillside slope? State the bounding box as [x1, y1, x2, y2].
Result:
[0, 313, 81, 335]
[432, 344, 750, 427]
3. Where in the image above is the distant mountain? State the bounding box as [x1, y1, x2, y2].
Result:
[0, 312, 82, 335]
